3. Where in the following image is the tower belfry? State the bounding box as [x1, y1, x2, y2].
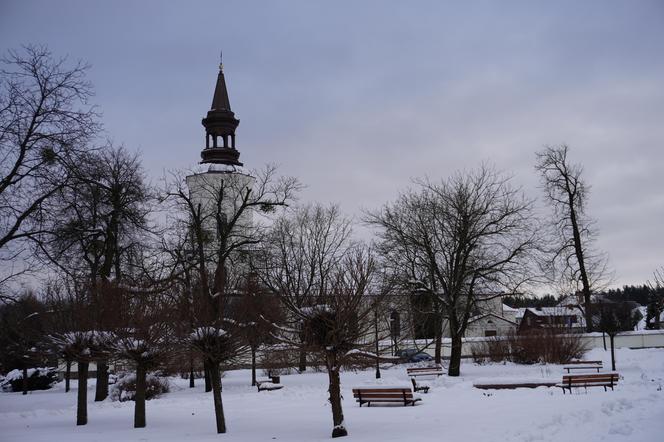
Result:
[200, 55, 242, 166]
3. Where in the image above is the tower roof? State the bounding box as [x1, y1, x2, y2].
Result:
[200, 57, 242, 166]
[211, 65, 232, 111]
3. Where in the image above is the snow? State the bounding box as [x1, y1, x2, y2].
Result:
[1, 347, 663, 441]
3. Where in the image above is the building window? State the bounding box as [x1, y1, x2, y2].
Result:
[485, 330, 497, 337]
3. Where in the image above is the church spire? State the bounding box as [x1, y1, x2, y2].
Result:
[211, 51, 232, 111]
[200, 54, 242, 166]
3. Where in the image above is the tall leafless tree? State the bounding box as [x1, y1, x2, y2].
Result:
[367, 165, 539, 376]
[259, 203, 352, 372]
[0, 45, 100, 301]
[535, 145, 611, 331]
[36, 145, 153, 401]
[165, 165, 299, 434]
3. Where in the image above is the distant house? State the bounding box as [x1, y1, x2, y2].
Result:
[442, 295, 518, 338]
[516, 306, 586, 334]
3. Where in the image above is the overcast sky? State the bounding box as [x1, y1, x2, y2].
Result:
[2, 0, 663, 290]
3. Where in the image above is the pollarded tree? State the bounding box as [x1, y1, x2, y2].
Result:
[269, 245, 386, 438]
[50, 330, 96, 426]
[187, 323, 248, 434]
[0, 45, 100, 300]
[535, 145, 611, 331]
[367, 165, 540, 376]
[115, 290, 174, 429]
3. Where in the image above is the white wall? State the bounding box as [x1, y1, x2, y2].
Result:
[393, 329, 664, 358]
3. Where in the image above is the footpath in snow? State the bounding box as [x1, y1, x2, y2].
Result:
[1, 347, 663, 442]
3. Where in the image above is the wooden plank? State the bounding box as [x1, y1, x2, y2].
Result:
[474, 382, 557, 390]
[352, 388, 412, 393]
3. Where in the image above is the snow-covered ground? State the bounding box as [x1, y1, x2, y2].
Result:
[1, 347, 663, 441]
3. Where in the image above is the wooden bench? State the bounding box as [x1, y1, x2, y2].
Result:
[562, 360, 603, 373]
[352, 387, 421, 407]
[406, 364, 444, 378]
[256, 379, 284, 392]
[557, 373, 619, 394]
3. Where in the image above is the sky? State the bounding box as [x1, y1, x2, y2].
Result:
[1, 0, 663, 290]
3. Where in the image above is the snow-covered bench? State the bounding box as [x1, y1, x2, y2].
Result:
[562, 360, 603, 373]
[557, 372, 619, 394]
[352, 386, 421, 407]
[256, 379, 284, 392]
[406, 364, 444, 378]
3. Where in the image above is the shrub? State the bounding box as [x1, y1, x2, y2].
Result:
[469, 330, 586, 365]
[0, 367, 58, 392]
[471, 337, 510, 364]
[507, 329, 586, 364]
[109, 372, 169, 402]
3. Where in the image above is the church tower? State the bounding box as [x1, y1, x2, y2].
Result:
[199, 57, 242, 166]
[186, 56, 255, 232]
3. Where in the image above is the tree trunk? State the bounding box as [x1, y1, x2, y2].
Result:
[298, 349, 307, 372]
[568, 196, 593, 332]
[434, 329, 442, 365]
[327, 362, 347, 438]
[209, 361, 226, 434]
[204, 360, 212, 392]
[77, 361, 89, 425]
[65, 360, 71, 392]
[251, 347, 257, 386]
[610, 334, 616, 371]
[448, 333, 462, 377]
[602, 332, 607, 351]
[189, 356, 195, 388]
[22, 367, 28, 395]
[95, 361, 109, 401]
[374, 311, 381, 379]
[134, 364, 146, 428]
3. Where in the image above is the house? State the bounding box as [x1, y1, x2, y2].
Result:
[516, 306, 586, 334]
[464, 301, 519, 337]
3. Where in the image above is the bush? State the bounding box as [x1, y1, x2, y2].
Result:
[471, 337, 509, 364]
[507, 330, 586, 364]
[109, 372, 169, 402]
[0, 367, 58, 392]
[470, 330, 586, 365]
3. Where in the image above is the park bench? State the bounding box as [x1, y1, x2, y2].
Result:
[562, 360, 603, 373]
[256, 379, 284, 392]
[557, 372, 619, 394]
[352, 387, 421, 407]
[406, 364, 444, 378]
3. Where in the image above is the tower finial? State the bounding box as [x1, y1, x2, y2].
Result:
[219, 50, 223, 71]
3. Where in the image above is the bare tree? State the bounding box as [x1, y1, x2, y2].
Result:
[0, 292, 49, 394]
[165, 164, 299, 434]
[646, 267, 664, 330]
[268, 245, 386, 438]
[36, 145, 153, 401]
[367, 165, 539, 376]
[115, 289, 174, 428]
[234, 273, 283, 386]
[536, 145, 611, 331]
[0, 45, 100, 300]
[259, 203, 352, 372]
